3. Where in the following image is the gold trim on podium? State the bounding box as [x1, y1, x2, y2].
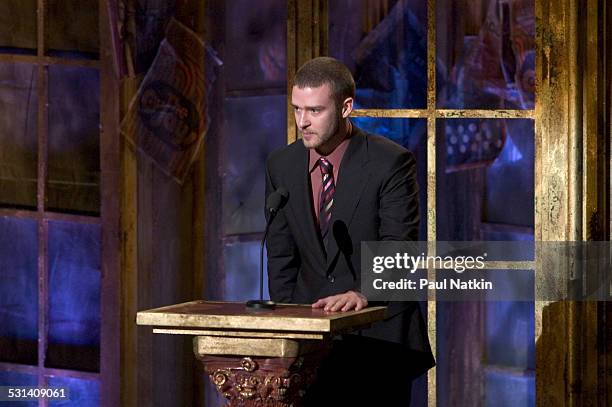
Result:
[153, 328, 325, 340]
[137, 300, 386, 334]
[194, 336, 326, 358]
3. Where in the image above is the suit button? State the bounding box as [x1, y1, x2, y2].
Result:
[328, 276, 335, 283]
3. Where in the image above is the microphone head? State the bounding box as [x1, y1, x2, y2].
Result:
[266, 187, 289, 213]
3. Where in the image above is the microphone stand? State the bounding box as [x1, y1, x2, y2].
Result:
[246, 208, 278, 310]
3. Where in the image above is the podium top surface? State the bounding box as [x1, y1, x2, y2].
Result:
[136, 300, 386, 334]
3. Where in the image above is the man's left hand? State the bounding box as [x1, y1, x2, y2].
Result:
[312, 290, 368, 312]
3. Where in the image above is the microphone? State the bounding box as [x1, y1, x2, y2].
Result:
[246, 187, 289, 310]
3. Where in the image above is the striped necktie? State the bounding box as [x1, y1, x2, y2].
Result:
[318, 157, 335, 237]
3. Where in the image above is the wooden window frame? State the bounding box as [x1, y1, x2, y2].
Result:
[0, 1, 120, 405]
[287, 0, 610, 406]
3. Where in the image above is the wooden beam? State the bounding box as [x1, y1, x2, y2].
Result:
[535, 0, 610, 405]
[0, 53, 100, 68]
[0, 208, 101, 224]
[120, 77, 140, 407]
[36, 0, 49, 398]
[100, 0, 121, 406]
[286, 0, 328, 144]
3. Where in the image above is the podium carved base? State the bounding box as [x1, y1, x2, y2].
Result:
[199, 351, 329, 407]
[137, 302, 387, 406]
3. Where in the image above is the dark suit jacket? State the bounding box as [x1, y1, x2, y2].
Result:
[265, 125, 435, 377]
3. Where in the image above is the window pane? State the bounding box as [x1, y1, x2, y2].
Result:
[48, 376, 100, 407]
[0, 1, 37, 54]
[0, 371, 37, 407]
[0, 217, 37, 365]
[486, 301, 535, 368]
[0, 63, 38, 209]
[223, 241, 268, 302]
[222, 95, 287, 235]
[330, 0, 427, 109]
[225, 0, 286, 91]
[47, 0, 99, 59]
[484, 119, 534, 229]
[47, 221, 100, 372]
[436, 118, 534, 241]
[47, 66, 100, 215]
[436, 0, 535, 109]
[351, 117, 428, 239]
[484, 369, 535, 407]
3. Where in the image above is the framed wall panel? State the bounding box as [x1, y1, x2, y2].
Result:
[47, 66, 100, 215]
[0, 1, 37, 54]
[0, 217, 38, 365]
[0, 62, 38, 209]
[47, 221, 101, 372]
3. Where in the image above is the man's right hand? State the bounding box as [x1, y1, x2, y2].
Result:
[311, 290, 368, 312]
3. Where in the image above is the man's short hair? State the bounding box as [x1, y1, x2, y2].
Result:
[293, 57, 355, 106]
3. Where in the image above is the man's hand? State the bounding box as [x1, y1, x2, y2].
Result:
[312, 290, 368, 312]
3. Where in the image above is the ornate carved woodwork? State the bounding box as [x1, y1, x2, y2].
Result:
[198, 351, 330, 407]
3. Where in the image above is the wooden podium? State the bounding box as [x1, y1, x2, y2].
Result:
[137, 301, 386, 406]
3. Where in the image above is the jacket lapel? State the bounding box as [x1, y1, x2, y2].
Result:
[325, 129, 369, 272]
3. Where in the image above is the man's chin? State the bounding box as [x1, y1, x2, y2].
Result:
[302, 139, 319, 149]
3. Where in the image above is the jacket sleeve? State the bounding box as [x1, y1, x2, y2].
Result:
[364, 150, 419, 309]
[265, 159, 300, 303]
[378, 151, 419, 241]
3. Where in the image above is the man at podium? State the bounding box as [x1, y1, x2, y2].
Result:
[265, 57, 435, 405]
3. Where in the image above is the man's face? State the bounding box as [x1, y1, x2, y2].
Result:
[291, 83, 341, 151]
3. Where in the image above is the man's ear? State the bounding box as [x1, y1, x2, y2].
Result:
[341, 97, 354, 118]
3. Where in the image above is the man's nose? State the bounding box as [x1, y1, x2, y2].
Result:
[297, 111, 310, 128]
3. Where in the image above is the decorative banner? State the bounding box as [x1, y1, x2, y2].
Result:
[121, 18, 220, 183]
